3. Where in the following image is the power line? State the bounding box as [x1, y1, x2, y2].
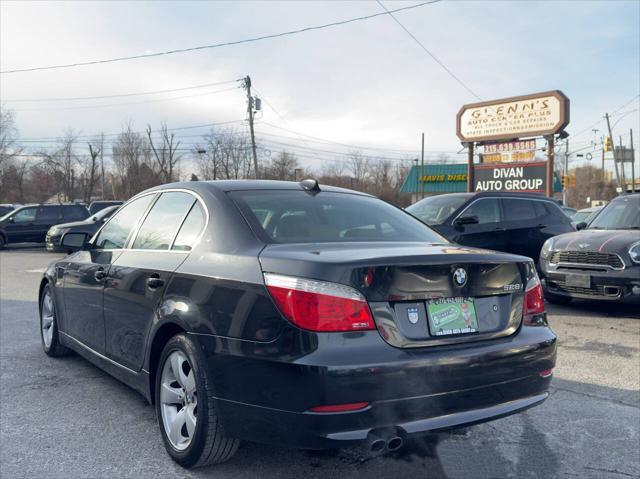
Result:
[260, 121, 423, 154]
[1, 2, 440, 74]
[18, 119, 248, 141]
[570, 93, 640, 139]
[251, 88, 291, 127]
[2, 79, 241, 102]
[12, 86, 241, 112]
[375, 0, 480, 101]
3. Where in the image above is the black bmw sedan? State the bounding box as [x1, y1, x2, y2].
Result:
[540, 193, 640, 303]
[39, 180, 556, 469]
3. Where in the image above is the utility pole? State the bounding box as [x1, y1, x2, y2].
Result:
[631, 128, 636, 193]
[242, 76, 259, 179]
[420, 133, 425, 199]
[605, 113, 622, 187]
[99, 133, 105, 199]
[619, 136, 626, 188]
[413, 158, 419, 203]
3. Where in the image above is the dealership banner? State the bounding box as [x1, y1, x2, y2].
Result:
[474, 161, 547, 193]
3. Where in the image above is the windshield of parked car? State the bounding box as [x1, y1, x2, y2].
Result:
[588, 195, 640, 229]
[230, 190, 448, 244]
[572, 210, 591, 224]
[405, 195, 468, 225]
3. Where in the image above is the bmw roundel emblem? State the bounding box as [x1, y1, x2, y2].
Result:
[453, 268, 467, 287]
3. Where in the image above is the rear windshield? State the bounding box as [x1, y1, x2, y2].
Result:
[406, 195, 469, 225]
[230, 190, 447, 244]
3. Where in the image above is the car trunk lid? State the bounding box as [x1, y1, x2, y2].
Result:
[259, 242, 532, 347]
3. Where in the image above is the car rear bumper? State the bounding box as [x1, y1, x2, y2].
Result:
[194, 325, 556, 449]
[541, 264, 640, 303]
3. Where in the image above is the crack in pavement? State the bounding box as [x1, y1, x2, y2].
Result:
[584, 466, 637, 477]
[551, 385, 639, 409]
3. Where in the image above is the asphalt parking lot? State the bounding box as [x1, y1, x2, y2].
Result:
[1, 246, 639, 479]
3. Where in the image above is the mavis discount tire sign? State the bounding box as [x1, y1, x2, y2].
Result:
[474, 161, 547, 193]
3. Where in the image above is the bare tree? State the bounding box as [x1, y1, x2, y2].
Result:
[347, 151, 370, 186]
[38, 130, 78, 201]
[197, 128, 254, 180]
[0, 107, 24, 201]
[265, 151, 299, 180]
[147, 122, 181, 183]
[77, 140, 101, 203]
[113, 123, 158, 198]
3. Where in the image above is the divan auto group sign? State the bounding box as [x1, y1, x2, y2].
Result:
[457, 91, 569, 142]
[474, 162, 547, 193]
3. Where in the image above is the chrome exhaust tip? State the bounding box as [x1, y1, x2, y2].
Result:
[365, 432, 387, 456]
[387, 436, 403, 452]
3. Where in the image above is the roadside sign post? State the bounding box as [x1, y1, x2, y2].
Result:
[456, 90, 570, 197]
[546, 135, 554, 197]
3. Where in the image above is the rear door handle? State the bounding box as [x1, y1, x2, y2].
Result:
[537, 224, 547, 228]
[494, 227, 506, 232]
[147, 274, 165, 290]
[94, 269, 106, 281]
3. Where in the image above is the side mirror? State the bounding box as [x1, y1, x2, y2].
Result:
[576, 222, 587, 231]
[455, 215, 479, 226]
[61, 232, 89, 253]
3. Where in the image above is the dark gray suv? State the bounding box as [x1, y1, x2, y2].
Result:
[0, 204, 89, 249]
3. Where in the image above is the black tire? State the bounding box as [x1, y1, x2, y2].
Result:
[0, 235, 5, 250]
[155, 333, 239, 468]
[544, 290, 572, 305]
[39, 284, 72, 357]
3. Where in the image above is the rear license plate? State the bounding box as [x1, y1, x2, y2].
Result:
[565, 273, 591, 288]
[426, 297, 479, 336]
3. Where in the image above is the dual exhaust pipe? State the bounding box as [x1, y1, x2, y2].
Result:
[366, 430, 404, 455]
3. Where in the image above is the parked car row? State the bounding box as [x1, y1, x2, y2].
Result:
[407, 192, 639, 304]
[0, 200, 123, 249]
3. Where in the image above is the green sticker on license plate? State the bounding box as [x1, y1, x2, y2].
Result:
[426, 298, 479, 336]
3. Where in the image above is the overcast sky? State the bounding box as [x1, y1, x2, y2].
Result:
[1, 0, 639, 172]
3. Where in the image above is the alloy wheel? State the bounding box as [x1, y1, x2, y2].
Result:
[41, 290, 55, 348]
[160, 351, 198, 451]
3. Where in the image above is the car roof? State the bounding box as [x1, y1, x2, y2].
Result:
[577, 206, 602, 212]
[145, 180, 371, 196]
[471, 191, 557, 201]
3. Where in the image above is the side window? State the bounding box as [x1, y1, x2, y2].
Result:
[172, 202, 206, 251]
[544, 202, 567, 222]
[94, 194, 155, 250]
[132, 192, 196, 250]
[36, 206, 61, 223]
[12, 207, 37, 223]
[503, 199, 537, 221]
[63, 206, 88, 221]
[533, 201, 548, 218]
[463, 199, 501, 224]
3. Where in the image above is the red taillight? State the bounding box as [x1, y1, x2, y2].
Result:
[523, 273, 546, 326]
[538, 369, 553, 378]
[264, 273, 375, 332]
[308, 402, 370, 413]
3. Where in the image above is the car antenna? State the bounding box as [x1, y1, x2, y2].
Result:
[300, 178, 321, 196]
